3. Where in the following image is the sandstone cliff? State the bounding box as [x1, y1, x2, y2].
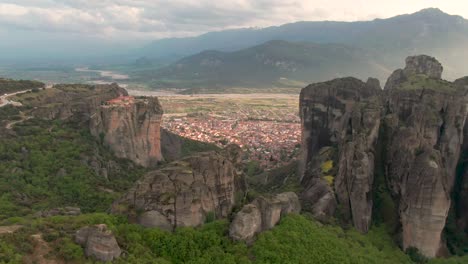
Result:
[383, 57, 467, 257]
[111, 145, 246, 230]
[299, 55, 468, 258]
[90, 96, 164, 167]
[299, 77, 381, 232]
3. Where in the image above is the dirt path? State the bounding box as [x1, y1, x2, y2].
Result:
[0, 225, 22, 234]
[24, 234, 61, 264]
[6, 111, 31, 129]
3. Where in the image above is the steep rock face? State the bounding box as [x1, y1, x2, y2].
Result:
[299, 55, 468, 257]
[229, 192, 300, 242]
[75, 224, 121, 262]
[383, 59, 467, 257]
[90, 96, 164, 167]
[455, 77, 468, 234]
[111, 145, 246, 229]
[299, 77, 381, 232]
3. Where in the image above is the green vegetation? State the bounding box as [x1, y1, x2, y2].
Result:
[0, 78, 44, 94]
[253, 214, 412, 264]
[4, 213, 465, 263]
[444, 149, 468, 256]
[0, 118, 146, 220]
[396, 74, 456, 92]
[247, 161, 301, 195]
[180, 137, 220, 157]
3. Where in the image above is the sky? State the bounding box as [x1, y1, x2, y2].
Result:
[0, 0, 467, 62]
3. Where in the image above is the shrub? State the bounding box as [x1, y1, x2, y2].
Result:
[406, 247, 429, 264]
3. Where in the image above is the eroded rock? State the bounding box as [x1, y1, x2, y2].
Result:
[75, 224, 121, 262]
[90, 96, 164, 167]
[112, 145, 246, 229]
[299, 77, 381, 232]
[299, 55, 468, 257]
[229, 192, 300, 242]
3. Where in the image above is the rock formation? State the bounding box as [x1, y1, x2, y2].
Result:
[383, 56, 466, 257]
[299, 55, 468, 257]
[90, 96, 164, 167]
[34, 207, 81, 218]
[299, 77, 381, 232]
[75, 224, 121, 262]
[29, 83, 127, 121]
[229, 192, 301, 242]
[20, 84, 164, 168]
[111, 145, 246, 230]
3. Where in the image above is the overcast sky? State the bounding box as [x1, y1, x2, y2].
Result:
[0, 0, 466, 62]
[0, 0, 466, 40]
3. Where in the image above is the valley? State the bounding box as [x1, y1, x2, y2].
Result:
[1, 5, 468, 264]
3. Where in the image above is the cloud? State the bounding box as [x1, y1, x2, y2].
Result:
[0, 0, 466, 41]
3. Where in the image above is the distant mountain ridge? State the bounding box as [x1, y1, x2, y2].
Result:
[141, 8, 467, 58]
[137, 40, 385, 89]
[136, 8, 468, 89]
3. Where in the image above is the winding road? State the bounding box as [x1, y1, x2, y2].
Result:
[0, 90, 26, 107]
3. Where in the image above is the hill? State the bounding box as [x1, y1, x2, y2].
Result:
[134, 40, 386, 90]
[134, 8, 468, 89]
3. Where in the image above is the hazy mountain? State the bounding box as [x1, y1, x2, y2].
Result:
[137, 40, 386, 89]
[139, 8, 468, 87]
[142, 8, 467, 57]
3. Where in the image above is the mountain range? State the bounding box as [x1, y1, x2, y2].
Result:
[133, 8, 468, 90]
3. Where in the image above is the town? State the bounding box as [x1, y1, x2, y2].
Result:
[158, 95, 301, 169]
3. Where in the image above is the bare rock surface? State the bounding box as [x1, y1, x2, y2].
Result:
[112, 145, 246, 229]
[90, 96, 164, 167]
[299, 55, 468, 257]
[229, 192, 300, 242]
[299, 77, 381, 232]
[404, 55, 443, 79]
[75, 224, 121, 262]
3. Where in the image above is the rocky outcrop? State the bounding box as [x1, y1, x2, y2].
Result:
[229, 192, 300, 242]
[75, 224, 121, 262]
[28, 83, 127, 121]
[90, 96, 164, 167]
[34, 207, 81, 218]
[403, 55, 443, 79]
[299, 55, 468, 257]
[111, 145, 246, 230]
[383, 58, 466, 258]
[20, 84, 164, 168]
[299, 77, 381, 232]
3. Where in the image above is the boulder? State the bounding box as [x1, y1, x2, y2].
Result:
[138, 210, 173, 230]
[75, 224, 121, 262]
[229, 192, 300, 242]
[112, 145, 246, 229]
[229, 204, 262, 243]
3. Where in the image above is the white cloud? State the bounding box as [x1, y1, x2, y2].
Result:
[0, 0, 466, 41]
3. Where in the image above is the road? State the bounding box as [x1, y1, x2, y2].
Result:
[0, 85, 52, 108]
[0, 90, 26, 107]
